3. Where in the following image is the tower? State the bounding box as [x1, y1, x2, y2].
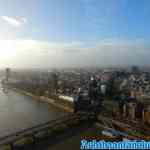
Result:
[5, 68, 10, 81]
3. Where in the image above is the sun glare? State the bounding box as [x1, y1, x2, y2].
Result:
[0, 40, 17, 61]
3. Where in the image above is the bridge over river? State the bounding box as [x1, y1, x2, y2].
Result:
[0, 82, 97, 150]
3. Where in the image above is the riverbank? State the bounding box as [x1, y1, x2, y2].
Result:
[9, 87, 74, 113]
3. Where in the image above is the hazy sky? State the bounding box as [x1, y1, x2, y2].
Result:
[0, 0, 150, 68]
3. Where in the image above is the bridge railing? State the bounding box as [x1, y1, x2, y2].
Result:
[0, 112, 94, 148]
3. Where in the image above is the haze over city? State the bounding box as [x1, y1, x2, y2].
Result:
[1, 1, 150, 149]
[0, 0, 150, 68]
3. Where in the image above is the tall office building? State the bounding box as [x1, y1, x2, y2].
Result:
[52, 72, 58, 94]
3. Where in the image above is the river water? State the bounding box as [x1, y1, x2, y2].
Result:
[0, 84, 66, 137]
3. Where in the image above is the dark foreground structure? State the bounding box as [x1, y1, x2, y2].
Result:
[0, 110, 150, 150]
[0, 113, 96, 150]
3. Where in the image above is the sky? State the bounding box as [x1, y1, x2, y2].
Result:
[0, 0, 150, 68]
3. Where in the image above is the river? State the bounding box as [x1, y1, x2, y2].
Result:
[0, 83, 67, 137]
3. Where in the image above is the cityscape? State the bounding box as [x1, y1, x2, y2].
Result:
[0, 66, 150, 149]
[0, 0, 150, 149]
